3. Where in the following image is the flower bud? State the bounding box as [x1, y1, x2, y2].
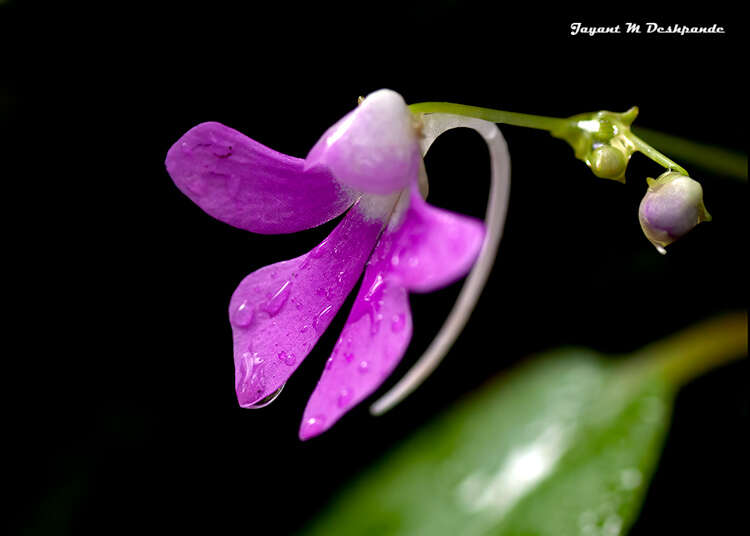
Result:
[638, 171, 711, 254]
[590, 145, 627, 181]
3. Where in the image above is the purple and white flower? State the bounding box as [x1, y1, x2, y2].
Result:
[166, 90, 510, 439]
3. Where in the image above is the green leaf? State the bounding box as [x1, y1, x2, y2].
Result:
[300, 350, 674, 536]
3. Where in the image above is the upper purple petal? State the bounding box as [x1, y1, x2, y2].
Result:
[166, 122, 355, 234]
[231, 199, 394, 407]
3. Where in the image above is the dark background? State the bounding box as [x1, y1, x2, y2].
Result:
[4, 2, 746, 534]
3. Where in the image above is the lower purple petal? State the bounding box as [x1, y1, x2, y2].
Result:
[231, 200, 388, 408]
[299, 232, 413, 440]
[300, 188, 485, 439]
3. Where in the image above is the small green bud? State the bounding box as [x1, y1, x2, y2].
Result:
[590, 145, 628, 182]
[551, 108, 637, 182]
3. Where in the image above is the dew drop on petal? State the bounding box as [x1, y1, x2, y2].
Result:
[370, 312, 383, 336]
[237, 360, 268, 407]
[310, 237, 330, 259]
[231, 301, 255, 327]
[313, 305, 334, 333]
[325, 356, 334, 370]
[246, 382, 285, 409]
[391, 313, 405, 332]
[277, 350, 297, 367]
[301, 414, 327, 437]
[344, 352, 355, 363]
[235, 352, 255, 393]
[261, 280, 292, 317]
[337, 387, 354, 408]
[358, 360, 370, 374]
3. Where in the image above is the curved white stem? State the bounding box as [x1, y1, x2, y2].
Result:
[370, 113, 511, 416]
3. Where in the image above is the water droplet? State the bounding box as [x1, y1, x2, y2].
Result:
[261, 280, 292, 317]
[246, 383, 285, 409]
[235, 352, 255, 393]
[344, 352, 355, 363]
[310, 238, 330, 258]
[300, 325, 310, 334]
[277, 350, 297, 367]
[358, 360, 370, 373]
[231, 300, 255, 327]
[391, 313, 406, 332]
[237, 360, 267, 406]
[364, 273, 384, 302]
[337, 388, 354, 408]
[325, 356, 334, 370]
[370, 312, 383, 336]
[313, 305, 334, 333]
[301, 414, 327, 437]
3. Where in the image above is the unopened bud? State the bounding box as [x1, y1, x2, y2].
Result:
[638, 171, 711, 254]
[590, 145, 627, 181]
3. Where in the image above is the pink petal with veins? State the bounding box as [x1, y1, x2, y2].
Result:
[300, 186, 485, 439]
[231, 199, 392, 407]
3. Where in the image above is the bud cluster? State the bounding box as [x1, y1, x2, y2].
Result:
[551, 107, 639, 182]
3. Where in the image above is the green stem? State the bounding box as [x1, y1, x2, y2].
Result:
[408, 102, 568, 131]
[627, 312, 747, 387]
[633, 126, 748, 181]
[628, 132, 689, 176]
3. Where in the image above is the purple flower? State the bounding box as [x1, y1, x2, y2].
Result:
[165, 90, 510, 439]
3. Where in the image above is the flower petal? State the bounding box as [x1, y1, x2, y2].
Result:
[299, 229, 413, 440]
[299, 188, 484, 439]
[388, 185, 486, 293]
[166, 122, 355, 234]
[231, 199, 393, 408]
[305, 89, 421, 195]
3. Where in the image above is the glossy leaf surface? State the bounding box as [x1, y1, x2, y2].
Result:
[300, 350, 673, 536]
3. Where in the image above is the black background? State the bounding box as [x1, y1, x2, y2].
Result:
[4, 2, 747, 534]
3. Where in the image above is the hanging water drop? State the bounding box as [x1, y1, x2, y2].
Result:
[245, 383, 286, 409]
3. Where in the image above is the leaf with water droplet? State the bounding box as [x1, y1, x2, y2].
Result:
[299, 349, 675, 536]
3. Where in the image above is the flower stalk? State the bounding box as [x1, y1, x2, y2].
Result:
[409, 102, 689, 179]
[625, 311, 747, 388]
